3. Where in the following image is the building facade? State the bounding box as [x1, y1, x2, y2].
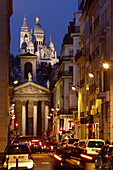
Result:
[77, 0, 113, 142]
[9, 14, 60, 139]
[52, 12, 81, 141]
[0, 0, 13, 152]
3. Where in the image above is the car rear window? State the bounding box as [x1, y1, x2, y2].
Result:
[109, 147, 113, 155]
[88, 141, 104, 148]
[68, 139, 78, 144]
[7, 145, 30, 154]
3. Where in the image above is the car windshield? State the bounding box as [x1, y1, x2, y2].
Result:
[88, 141, 104, 148]
[68, 139, 78, 144]
[109, 147, 113, 154]
[6, 145, 30, 154]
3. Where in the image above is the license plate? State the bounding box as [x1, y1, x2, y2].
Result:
[18, 156, 24, 159]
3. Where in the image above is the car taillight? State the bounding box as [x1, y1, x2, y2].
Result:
[29, 142, 32, 147]
[44, 145, 46, 149]
[105, 148, 109, 158]
[39, 142, 42, 146]
[54, 154, 62, 161]
[80, 154, 93, 160]
[51, 146, 54, 150]
[83, 149, 86, 153]
[31, 139, 39, 142]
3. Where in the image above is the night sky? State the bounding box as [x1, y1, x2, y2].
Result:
[10, 0, 78, 57]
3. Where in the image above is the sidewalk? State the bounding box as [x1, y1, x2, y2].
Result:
[0, 153, 2, 164]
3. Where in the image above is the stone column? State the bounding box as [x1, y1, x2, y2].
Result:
[33, 101, 37, 136]
[22, 101, 26, 136]
[45, 101, 49, 132]
[41, 100, 45, 135]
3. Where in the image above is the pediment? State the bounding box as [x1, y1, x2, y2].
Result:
[14, 82, 50, 95]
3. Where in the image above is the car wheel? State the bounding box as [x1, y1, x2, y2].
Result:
[95, 159, 99, 169]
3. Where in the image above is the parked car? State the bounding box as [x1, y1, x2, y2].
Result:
[29, 139, 42, 153]
[95, 144, 113, 169]
[61, 138, 79, 147]
[73, 140, 87, 158]
[67, 139, 79, 147]
[42, 141, 55, 153]
[2, 144, 33, 170]
[86, 139, 105, 156]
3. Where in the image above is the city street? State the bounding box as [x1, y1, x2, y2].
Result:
[0, 152, 95, 170]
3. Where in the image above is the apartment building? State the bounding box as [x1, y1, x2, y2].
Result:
[52, 12, 81, 141]
[0, 0, 13, 152]
[77, 0, 113, 142]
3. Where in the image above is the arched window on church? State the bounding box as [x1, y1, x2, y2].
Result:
[24, 62, 32, 79]
[25, 34, 27, 38]
[44, 53, 46, 58]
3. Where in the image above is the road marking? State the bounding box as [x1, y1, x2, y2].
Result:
[41, 162, 50, 165]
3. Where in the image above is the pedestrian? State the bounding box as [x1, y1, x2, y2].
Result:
[105, 139, 110, 145]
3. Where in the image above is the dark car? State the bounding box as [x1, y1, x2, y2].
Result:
[42, 141, 55, 153]
[29, 139, 42, 153]
[95, 144, 113, 169]
[53, 147, 66, 169]
[53, 146, 83, 169]
[73, 140, 87, 158]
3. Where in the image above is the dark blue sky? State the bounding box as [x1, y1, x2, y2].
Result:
[10, 0, 78, 57]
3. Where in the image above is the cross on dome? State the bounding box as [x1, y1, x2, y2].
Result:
[36, 14, 39, 23]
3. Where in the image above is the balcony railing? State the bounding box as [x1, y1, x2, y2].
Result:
[57, 109, 73, 117]
[89, 83, 97, 94]
[75, 48, 86, 61]
[71, 26, 80, 34]
[55, 71, 73, 82]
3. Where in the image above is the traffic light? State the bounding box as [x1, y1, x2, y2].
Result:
[81, 118, 87, 124]
[15, 123, 19, 128]
[86, 115, 93, 124]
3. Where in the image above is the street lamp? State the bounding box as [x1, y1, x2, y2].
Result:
[13, 80, 18, 85]
[72, 86, 76, 91]
[72, 84, 80, 90]
[103, 63, 109, 69]
[89, 73, 94, 78]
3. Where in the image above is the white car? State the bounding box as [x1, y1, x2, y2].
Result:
[2, 144, 33, 170]
[86, 139, 105, 155]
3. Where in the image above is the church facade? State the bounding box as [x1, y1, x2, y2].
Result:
[10, 14, 58, 139]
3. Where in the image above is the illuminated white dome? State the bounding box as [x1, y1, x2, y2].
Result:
[31, 14, 44, 34]
[49, 36, 55, 49]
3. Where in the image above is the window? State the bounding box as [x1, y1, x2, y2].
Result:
[68, 49, 73, 56]
[69, 66, 73, 73]
[60, 119, 64, 130]
[24, 62, 32, 79]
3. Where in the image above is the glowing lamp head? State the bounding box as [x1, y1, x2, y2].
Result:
[72, 86, 76, 91]
[15, 123, 19, 128]
[89, 73, 94, 78]
[103, 63, 109, 69]
[13, 80, 18, 85]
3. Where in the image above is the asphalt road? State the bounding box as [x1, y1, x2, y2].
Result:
[0, 153, 95, 170]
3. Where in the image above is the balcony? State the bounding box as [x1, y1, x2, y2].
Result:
[97, 90, 109, 101]
[59, 55, 73, 64]
[89, 84, 97, 94]
[75, 48, 86, 65]
[80, 78, 85, 87]
[89, 46, 99, 62]
[57, 109, 73, 117]
[98, 28, 106, 43]
[71, 26, 80, 37]
[55, 70, 73, 83]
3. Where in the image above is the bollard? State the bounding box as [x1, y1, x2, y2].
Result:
[6, 155, 9, 170]
[16, 157, 18, 169]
